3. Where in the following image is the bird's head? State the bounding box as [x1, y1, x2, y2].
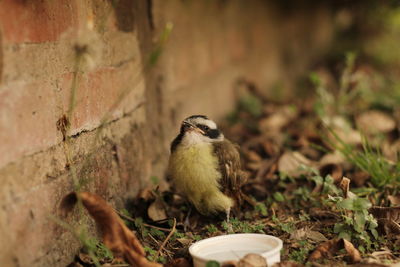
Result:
[176, 115, 224, 147]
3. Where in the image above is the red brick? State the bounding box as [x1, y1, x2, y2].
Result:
[0, 0, 78, 43]
[0, 80, 61, 168]
[59, 61, 145, 135]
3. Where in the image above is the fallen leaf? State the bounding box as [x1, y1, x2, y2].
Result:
[177, 238, 192, 246]
[369, 206, 400, 235]
[238, 253, 267, 267]
[278, 151, 314, 177]
[244, 150, 263, 162]
[309, 207, 339, 220]
[308, 238, 361, 263]
[339, 177, 356, 199]
[138, 187, 155, 201]
[319, 152, 346, 166]
[388, 195, 400, 206]
[259, 106, 297, 133]
[60, 192, 162, 267]
[148, 198, 167, 221]
[356, 110, 396, 134]
[328, 116, 362, 145]
[165, 258, 191, 267]
[382, 140, 400, 162]
[290, 228, 328, 243]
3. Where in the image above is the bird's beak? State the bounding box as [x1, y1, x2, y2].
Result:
[182, 121, 205, 135]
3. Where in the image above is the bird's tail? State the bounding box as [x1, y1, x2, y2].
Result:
[198, 191, 233, 215]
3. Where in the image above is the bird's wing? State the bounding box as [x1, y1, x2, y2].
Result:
[212, 139, 244, 195]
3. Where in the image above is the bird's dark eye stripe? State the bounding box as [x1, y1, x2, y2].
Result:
[197, 124, 210, 131]
[206, 129, 220, 139]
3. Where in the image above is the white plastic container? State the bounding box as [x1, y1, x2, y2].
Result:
[189, 233, 283, 267]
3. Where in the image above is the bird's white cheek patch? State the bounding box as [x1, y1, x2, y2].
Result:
[181, 131, 211, 146]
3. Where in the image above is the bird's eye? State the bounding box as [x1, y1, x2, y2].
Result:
[198, 125, 209, 131]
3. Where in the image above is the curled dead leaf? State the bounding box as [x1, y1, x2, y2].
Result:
[339, 177, 356, 199]
[308, 238, 361, 263]
[60, 192, 162, 267]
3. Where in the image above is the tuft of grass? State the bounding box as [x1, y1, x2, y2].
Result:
[326, 127, 399, 188]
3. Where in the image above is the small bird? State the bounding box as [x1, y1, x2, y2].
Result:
[168, 115, 244, 221]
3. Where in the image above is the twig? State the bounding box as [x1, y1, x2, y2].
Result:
[156, 218, 176, 257]
[115, 209, 173, 232]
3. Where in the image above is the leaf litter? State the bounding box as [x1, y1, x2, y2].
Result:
[62, 58, 400, 267]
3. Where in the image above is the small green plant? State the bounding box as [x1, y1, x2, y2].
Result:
[254, 202, 268, 216]
[222, 218, 265, 233]
[144, 246, 167, 263]
[206, 260, 220, 267]
[288, 240, 314, 263]
[206, 224, 218, 234]
[134, 217, 149, 238]
[328, 195, 378, 252]
[271, 215, 295, 234]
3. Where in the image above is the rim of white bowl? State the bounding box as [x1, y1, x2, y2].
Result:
[189, 233, 283, 262]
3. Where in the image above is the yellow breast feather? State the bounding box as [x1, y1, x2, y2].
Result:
[168, 144, 233, 215]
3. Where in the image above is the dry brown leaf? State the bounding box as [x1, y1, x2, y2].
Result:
[259, 106, 297, 133]
[388, 195, 400, 206]
[369, 206, 400, 235]
[60, 192, 162, 267]
[148, 198, 167, 221]
[238, 253, 267, 267]
[319, 152, 346, 166]
[356, 110, 396, 134]
[309, 207, 339, 220]
[138, 187, 155, 201]
[369, 206, 400, 223]
[290, 228, 328, 243]
[328, 116, 362, 145]
[177, 237, 192, 246]
[308, 238, 361, 263]
[278, 151, 313, 177]
[165, 258, 191, 267]
[339, 177, 356, 199]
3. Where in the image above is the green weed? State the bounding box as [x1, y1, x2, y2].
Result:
[222, 218, 265, 234]
[328, 195, 378, 252]
[288, 240, 314, 263]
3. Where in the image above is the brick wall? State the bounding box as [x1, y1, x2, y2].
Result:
[0, 1, 334, 266]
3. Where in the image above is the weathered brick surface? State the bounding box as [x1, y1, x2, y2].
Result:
[0, 80, 61, 169]
[0, 0, 78, 43]
[0, 0, 335, 266]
